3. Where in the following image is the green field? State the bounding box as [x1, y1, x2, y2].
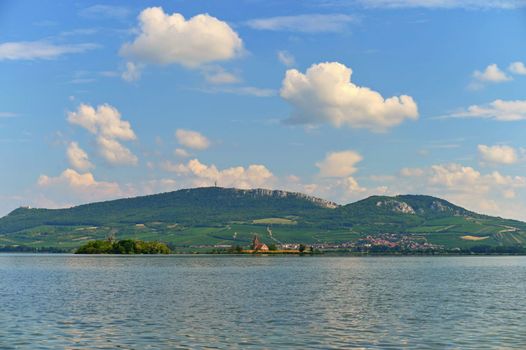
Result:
[252, 217, 297, 225]
[1, 187, 526, 251]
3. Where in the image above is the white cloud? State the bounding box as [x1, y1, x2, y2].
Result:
[96, 136, 138, 166]
[120, 7, 243, 68]
[285, 175, 375, 205]
[281, 62, 418, 131]
[174, 148, 191, 158]
[162, 158, 275, 189]
[400, 167, 424, 177]
[286, 174, 301, 183]
[79, 5, 130, 20]
[472, 64, 512, 83]
[277, 50, 295, 67]
[121, 62, 142, 82]
[28, 171, 184, 211]
[441, 99, 526, 121]
[316, 150, 363, 177]
[0, 41, 97, 60]
[393, 162, 526, 219]
[175, 129, 210, 150]
[509, 61, 526, 75]
[38, 169, 125, 202]
[158, 157, 372, 206]
[478, 144, 518, 165]
[429, 163, 485, 189]
[354, 0, 526, 9]
[428, 164, 526, 207]
[67, 142, 94, 171]
[341, 176, 367, 193]
[67, 104, 138, 165]
[160, 160, 189, 173]
[68, 104, 136, 140]
[246, 14, 356, 33]
[201, 66, 241, 85]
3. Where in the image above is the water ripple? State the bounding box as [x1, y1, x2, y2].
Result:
[0, 255, 525, 349]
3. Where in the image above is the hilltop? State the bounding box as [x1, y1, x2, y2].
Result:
[1, 187, 525, 251]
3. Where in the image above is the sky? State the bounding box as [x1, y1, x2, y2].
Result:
[1, 0, 526, 220]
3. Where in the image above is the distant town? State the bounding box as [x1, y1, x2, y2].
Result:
[188, 233, 443, 254]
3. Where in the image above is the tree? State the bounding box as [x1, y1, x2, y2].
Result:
[76, 239, 171, 254]
[268, 243, 277, 251]
[299, 244, 306, 253]
[227, 245, 244, 254]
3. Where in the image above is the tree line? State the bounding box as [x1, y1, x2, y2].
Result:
[76, 239, 171, 254]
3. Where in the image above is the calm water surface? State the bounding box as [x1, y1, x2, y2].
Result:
[0, 255, 525, 349]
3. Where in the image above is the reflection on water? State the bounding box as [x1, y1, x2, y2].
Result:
[0, 255, 525, 349]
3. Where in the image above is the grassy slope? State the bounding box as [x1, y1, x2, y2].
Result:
[1, 188, 525, 250]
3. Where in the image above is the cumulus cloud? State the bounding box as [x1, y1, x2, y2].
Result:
[38, 169, 125, 202]
[277, 50, 295, 67]
[245, 14, 356, 33]
[0, 41, 97, 60]
[472, 64, 512, 85]
[429, 164, 485, 189]
[162, 158, 275, 188]
[429, 164, 526, 201]
[509, 61, 526, 75]
[280, 62, 418, 131]
[68, 104, 136, 140]
[340, 176, 367, 193]
[96, 136, 138, 165]
[175, 129, 210, 150]
[67, 142, 94, 171]
[395, 162, 526, 219]
[30, 170, 185, 210]
[67, 104, 138, 165]
[441, 99, 526, 121]
[478, 144, 518, 165]
[316, 150, 363, 177]
[290, 176, 377, 205]
[120, 7, 243, 68]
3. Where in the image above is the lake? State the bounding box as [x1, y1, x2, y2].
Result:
[0, 255, 525, 349]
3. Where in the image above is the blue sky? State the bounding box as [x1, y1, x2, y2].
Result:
[1, 0, 526, 219]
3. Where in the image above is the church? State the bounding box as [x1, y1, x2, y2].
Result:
[252, 235, 269, 252]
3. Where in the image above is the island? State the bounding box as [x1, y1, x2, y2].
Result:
[75, 239, 171, 254]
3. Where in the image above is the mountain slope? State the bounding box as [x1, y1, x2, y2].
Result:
[1, 187, 525, 250]
[328, 195, 526, 246]
[0, 187, 337, 234]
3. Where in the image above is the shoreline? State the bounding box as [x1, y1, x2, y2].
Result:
[2, 251, 526, 257]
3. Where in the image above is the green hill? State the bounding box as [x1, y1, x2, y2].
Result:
[1, 187, 525, 251]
